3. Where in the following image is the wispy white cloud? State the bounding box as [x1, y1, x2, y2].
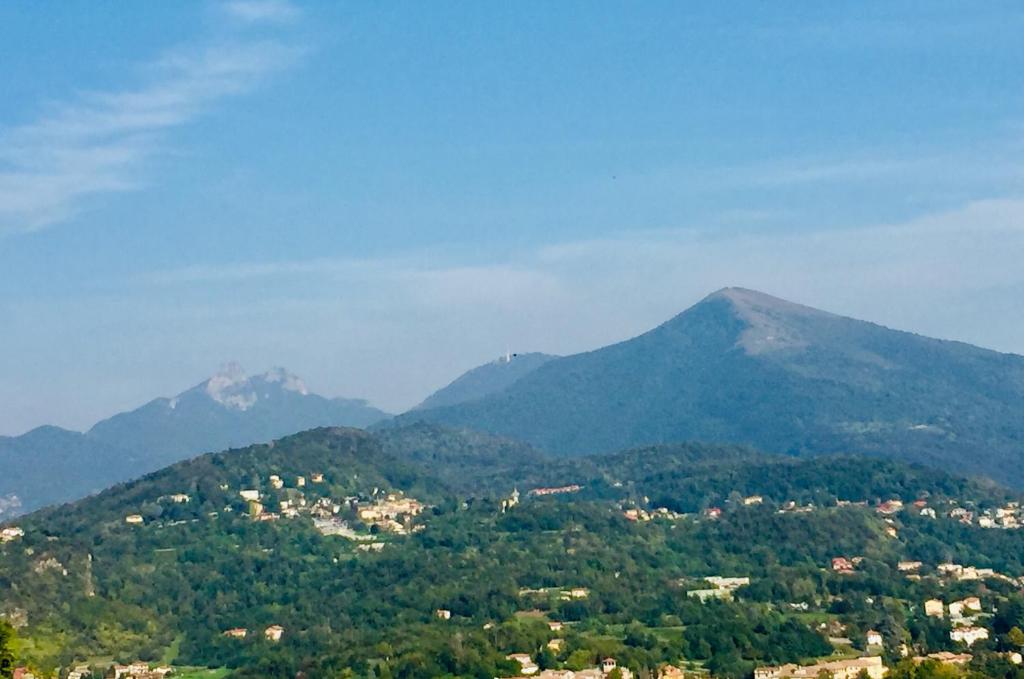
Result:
[0, 3, 303, 234]
[138, 195, 1024, 353]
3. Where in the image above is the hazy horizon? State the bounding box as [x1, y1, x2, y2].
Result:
[3, 1, 1024, 435]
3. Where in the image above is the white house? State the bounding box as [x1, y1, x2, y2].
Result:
[950, 626, 989, 646]
[507, 653, 539, 675]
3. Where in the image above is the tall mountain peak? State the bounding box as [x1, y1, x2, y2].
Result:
[691, 287, 838, 355]
[185, 364, 312, 411]
[203, 362, 256, 410]
[402, 287, 1024, 486]
[701, 287, 834, 318]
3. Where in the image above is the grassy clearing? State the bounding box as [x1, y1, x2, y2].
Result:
[174, 668, 231, 679]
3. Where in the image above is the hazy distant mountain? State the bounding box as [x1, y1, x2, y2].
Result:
[414, 352, 558, 410]
[0, 426, 136, 520]
[88, 364, 389, 465]
[0, 365, 389, 519]
[402, 287, 1024, 486]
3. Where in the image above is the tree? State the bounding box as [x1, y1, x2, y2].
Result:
[0, 621, 15, 679]
[1008, 626, 1024, 649]
[565, 650, 594, 671]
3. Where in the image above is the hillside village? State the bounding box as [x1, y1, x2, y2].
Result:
[5, 440, 1024, 679]
[116, 471, 431, 547]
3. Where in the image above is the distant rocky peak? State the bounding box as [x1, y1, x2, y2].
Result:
[257, 367, 309, 395]
[204, 362, 258, 411]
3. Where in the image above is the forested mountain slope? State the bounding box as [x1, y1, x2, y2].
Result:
[401, 288, 1024, 486]
[414, 352, 558, 410]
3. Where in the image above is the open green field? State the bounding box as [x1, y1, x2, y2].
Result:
[173, 669, 231, 679]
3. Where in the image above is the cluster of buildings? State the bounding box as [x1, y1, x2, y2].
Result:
[923, 596, 990, 646]
[754, 656, 886, 679]
[923, 596, 982, 620]
[355, 493, 426, 534]
[117, 470, 428, 541]
[22, 662, 177, 679]
[685, 576, 750, 602]
[223, 624, 284, 641]
[911, 651, 972, 666]
[529, 485, 583, 497]
[831, 556, 864, 574]
[518, 586, 590, 601]
[622, 507, 682, 522]
[949, 502, 1021, 529]
[882, 497, 1024, 529]
[936, 562, 1002, 582]
[238, 474, 313, 521]
[898, 559, 1022, 586]
[910, 651, 1021, 666]
[500, 657, 635, 679]
[776, 501, 816, 514]
[303, 491, 428, 536]
[875, 499, 904, 515]
[109, 663, 174, 679]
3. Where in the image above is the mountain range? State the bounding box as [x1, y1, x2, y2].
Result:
[0, 365, 389, 519]
[7, 285, 1024, 520]
[402, 287, 1024, 487]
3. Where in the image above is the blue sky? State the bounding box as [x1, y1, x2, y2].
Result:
[2, 1, 1024, 434]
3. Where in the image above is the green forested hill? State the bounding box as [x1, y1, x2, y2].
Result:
[3, 426, 1024, 679]
[397, 288, 1024, 487]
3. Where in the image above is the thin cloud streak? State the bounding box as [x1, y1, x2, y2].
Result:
[144, 196, 1024, 297]
[0, 4, 303, 234]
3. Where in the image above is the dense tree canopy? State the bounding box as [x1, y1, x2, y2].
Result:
[2, 426, 1024, 678]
